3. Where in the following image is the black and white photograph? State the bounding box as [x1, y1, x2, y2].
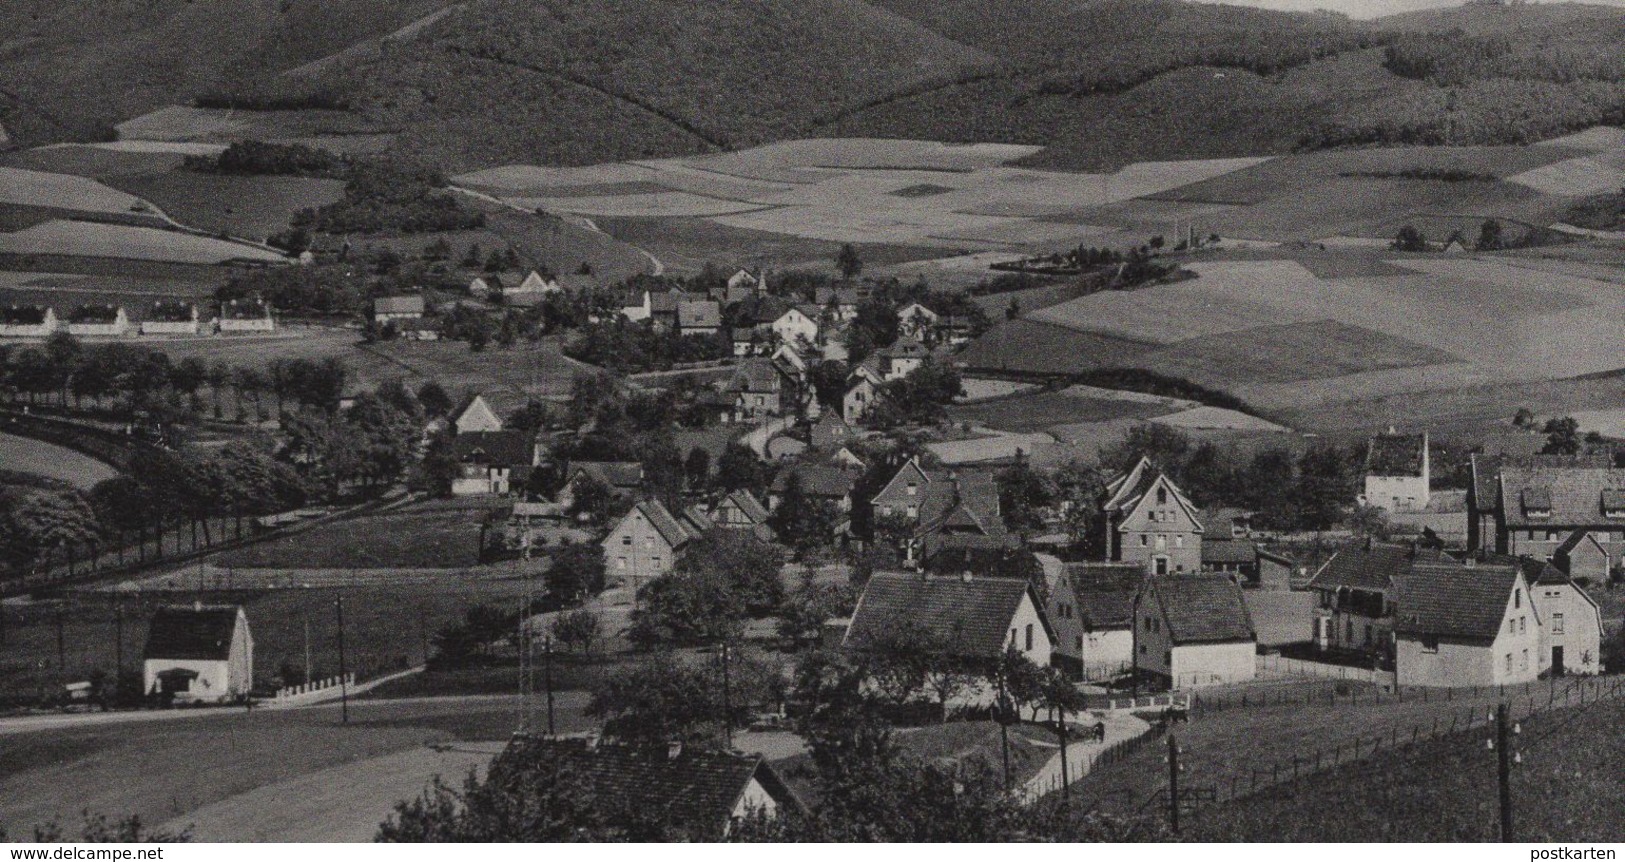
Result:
[0, 0, 1623, 848]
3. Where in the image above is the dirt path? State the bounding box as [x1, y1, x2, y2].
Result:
[1022, 711, 1151, 801]
[448, 184, 665, 276]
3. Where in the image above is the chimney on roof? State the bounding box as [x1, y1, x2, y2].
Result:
[667, 741, 683, 760]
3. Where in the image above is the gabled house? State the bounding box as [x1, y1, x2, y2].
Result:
[66, 304, 130, 337]
[875, 338, 928, 381]
[141, 300, 199, 335]
[142, 604, 253, 703]
[769, 464, 860, 514]
[503, 737, 803, 839]
[0, 304, 59, 338]
[1306, 540, 1444, 659]
[844, 571, 1055, 667]
[1134, 574, 1257, 689]
[1394, 562, 1541, 687]
[871, 459, 1004, 565]
[1524, 561, 1604, 677]
[1102, 457, 1204, 575]
[1056, 562, 1144, 677]
[896, 302, 939, 341]
[218, 298, 275, 333]
[512, 270, 562, 296]
[810, 412, 853, 449]
[451, 431, 537, 495]
[711, 489, 771, 534]
[373, 295, 426, 323]
[468, 276, 496, 299]
[601, 499, 706, 589]
[557, 461, 644, 510]
[1495, 463, 1625, 578]
[813, 286, 861, 321]
[842, 375, 878, 426]
[677, 300, 722, 337]
[771, 306, 820, 349]
[1467, 452, 1612, 553]
[450, 393, 504, 434]
[725, 358, 790, 422]
[727, 268, 767, 295]
[1362, 429, 1430, 513]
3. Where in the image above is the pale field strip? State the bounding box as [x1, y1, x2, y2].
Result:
[1571, 408, 1625, 439]
[1232, 361, 1500, 410]
[115, 105, 249, 142]
[0, 166, 146, 212]
[1535, 125, 1625, 152]
[1507, 153, 1625, 196]
[0, 271, 84, 288]
[0, 219, 287, 264]
[1150, 406, 1290, 432]
[80, 140, 229, 156]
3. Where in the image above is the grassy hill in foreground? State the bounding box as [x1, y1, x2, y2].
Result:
[1188, 700, 1625, 842]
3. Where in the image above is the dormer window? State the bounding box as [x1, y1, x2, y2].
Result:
[1522, 487, 1551, 519]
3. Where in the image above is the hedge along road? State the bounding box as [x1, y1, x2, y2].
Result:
[0, 431, 118, 489]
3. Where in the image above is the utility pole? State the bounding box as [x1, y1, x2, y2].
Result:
[1167, 732, 1181, 835]
[1057, 710, 1070, 800]
[55, 607, 65, 682]
[544, 636, 556, 736]
[518, 520, 534, 735]
[303, 617, 312, 686]
[996, 662, 1012, 790]
[1496, 703, 1514, 842]
[720, 639, 734, 751]
[335, 595, 348, 725]
[114, 604, 124, 678]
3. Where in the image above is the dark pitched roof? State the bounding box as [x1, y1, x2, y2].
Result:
[727, 358, 782, 393]
[505, 738, 801, 838]
[1064, 563, 1144, 629]
[452, 430, 531, 465]
[1, 305, 50, 325]
[722, 489, 769, 523]
[844, 572, 1045, 659]
[571, 461, 643, 491]
[148, 300, 196, 322]
[68, 304, 121, 323]
[677, 300, 721, 328]
[1366, 433, 1425, 477]
[374, 295, 424, 315]
[920, 533, 1028, 573]
[143, 605, 242, 661]
[1201, 539, 1258, 565]
[633, 499, 703, 549]
[1144, 574, 1255, 644]
[1555, 529, 1605, 557]
[1499, 465, 1625, 527]
[1306, 542, 1444, 593]
[1393, 563, 1519, 642]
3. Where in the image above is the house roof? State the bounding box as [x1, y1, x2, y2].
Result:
[1499, 465, 1625, 527]
[1144, 574, 1255, 645]
[1, 305, 50, 325]
[677, 300, 721, 329]
[1064, 563, 1144, 629]
[1366, 432, 1426, 477]
[451, 431, 532, 465]
[1201, 539, 1258, 565]
[147, 300, 196, 322]
[1393, 563, 1520, 642]
[505, 738, 802, 838]
[570, 461, 643, 491]
[143, 605, 242, 661]
[727, 358, 782, 393]
[221, 298, 269, 319]
[920, 533, 1027, 573]
[844, 572, 1049, 660]
[68, 304, 122, 323]
[722, 489, 770, 523]
[374, 295, 425, 315]
[1102, 458, 1203, 531]
[878, 338, 928, 359]
[633, 499, 704, 549]
[1555, 528, 1606, 557]
[648, 291, 683, 314]
[1305, 541, 1443, 593]
[771, 464, 859, 499]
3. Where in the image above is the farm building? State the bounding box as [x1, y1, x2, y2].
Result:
[373, 295, 426, 323]
[468, 276, 496, 298]
[142, 604, 253, 704]
[1306, 541, 1447, 661]
[844, 571, 1055, 668]
[1134, 574, 1257, 689]
[770, 305, 820, 348]
[450, 430, 539, 496]
[395, 316, 442, 341]
[1102, 457, 1204, 575]
[897, 302, 939, 341]
[725, 358, 791, 422]
[811, 412, 853, 449]
[1467, 452, 1614, 553]
[731, 327, 762, 357]
[677, 300, 722, 336]
[1393, 562, 1541, 688]
[557, 461, 643, 511]
[1362, 430, 1430, 513]
[601, 499, 707, 590]
[1522, 559, 1604, 677]
[218, 298, 274, 333]
[1200, 538, 1259, 582]
[495, 737, 803, 839]
[66, 304, 130, 337]
[449, 393, 504, 435]
[710, 489, 771, 534]
[1493, 463, 1625, 581]
[140, 300, 199, 335]
[0, 304, 59, 338]
[1054, 561, 1143, 678]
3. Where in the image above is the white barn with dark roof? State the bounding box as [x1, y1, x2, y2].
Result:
[1134, 574, 1256, 689]
[844, 572, 1053, 667]
[142, 604, 253, 703]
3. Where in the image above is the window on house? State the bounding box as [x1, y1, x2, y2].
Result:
[1025, 625, 1034, 651]
[1420, 635, 1439, 653]
[1553, 612, 1565, 634]
[622, 536, 632, 546]
[1519, 617, 1526, 634]
[1545, 531, 1557, 542]
[1140, 535, 1149, 547]
[1515, 589, 1521, 609]
[1521, 649, 1529, 671]
[906, 505, 917, 518]
[1157, 487, 1167, 505]
[1508, 618, 1515, 635]
[1140, 644, 1147, 655]
[652, 556, 662, 568]
[1175, 535, 1184, 548]
[617, 557, 627, 570]
[907, 483, 918, 497]
[1506, 653, 1513, 673]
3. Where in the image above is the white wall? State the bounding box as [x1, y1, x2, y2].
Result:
[1364, 474, 1430, 512]
[1171, 641, 1256, 688]
[1002, 593, 1053, 667]
[1081, 628, 1133, 673]
[1534, 584, 1604, 676]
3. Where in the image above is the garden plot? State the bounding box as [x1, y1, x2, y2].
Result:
[1135, 320, 1459, 387]
[0, 220, 286, 264]
[0, 167, 146, 214]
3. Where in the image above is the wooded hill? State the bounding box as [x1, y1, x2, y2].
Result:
[3, 0, 1623, 171]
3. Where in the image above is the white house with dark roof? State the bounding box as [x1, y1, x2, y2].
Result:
[1394, 562, 1541, 687]
[142, 604, 253, 703]
[1055, 562, 1143, 676]
[66, 304, 130, 337]
[449, 393, 504, 435]
[844, 571, 1054, 667]
[141, 300, 200, 335]
[1134, 573, 1256, 689]
[373, 294, 426, 323]
[771, 305, 820, 348]
[601, 499, 706, 589]
[1524, 560, 1604, 677]
[711, 489, 770, 532]
[1305, 540, 1446, 658]
[0, 305, 59, 338]
[1362, 430, 1429, 513]
[218, 298, 275, 333]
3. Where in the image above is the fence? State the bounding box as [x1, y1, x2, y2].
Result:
[1085, 692, 1191, 713]
[273, 672, 355, 704]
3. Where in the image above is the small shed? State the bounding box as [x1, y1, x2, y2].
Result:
[142, 604, 253, 703]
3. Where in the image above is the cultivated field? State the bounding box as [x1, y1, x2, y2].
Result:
[214, 505, 489, 570]
[0, 167, 147, 215]
[456, 138, 1269, 251]
[108, 173, 346, 242]
[0, 220, 287, 265]
[946, 386, 1176, 433]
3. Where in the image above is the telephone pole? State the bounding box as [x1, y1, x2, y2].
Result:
[1167, 732, 1181, 834]
[335, 595, 348, 725]
[720, 640, 734, 751]
[544, 636, 556, 736]
[1496, 703, 1513, 842]
[518, 517, 535, 735]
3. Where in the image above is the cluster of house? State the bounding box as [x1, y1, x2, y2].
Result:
[371, 271, 582, 340]
[0, 299, 274, 339]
